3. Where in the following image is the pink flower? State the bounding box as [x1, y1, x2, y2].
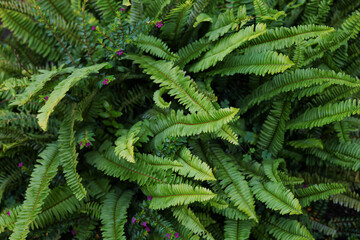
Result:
[102, 79, 109, 85]
[7, 211, 10, 216]
[147, 196, 152, 201]
[44, 96, 48, 101]
[71, 229, 76, 235]
[303, 184, 307, 188]
[174, 233, 179, 238]
[116, 50, 123, 56]
[156, 21, 163, 28]
[165, 233, 171, 239]
[79, 141, 82, 147]
[120, 8, 124, 11]
[141, 221, 147, 227]
[18, 162, 23, 168]
[86, 142, 90, 147]
[92, 26, 96, 30]
[145, 226, 150, 232]
[132, 217, 136, 223]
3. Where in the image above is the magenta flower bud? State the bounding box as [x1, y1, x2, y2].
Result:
[86, 142, 90, 147]
[71, 229, 75, 235]
[44, 96, 48, 101]
[7, 211, 10, 216]
[18, 162, 23, 168]
[141, 221, 147, 227]
[303, 184, 307, 188]
[165, 233, 171, 239]
[92, 26, 96, 30]
[145, 226, 150, 232]
[147, 196, 152, 201]
[132, 217, 136, 223]
[79, 141, 82, 146]
[174, 233, 179, 238]
[120, 8, 124, 11]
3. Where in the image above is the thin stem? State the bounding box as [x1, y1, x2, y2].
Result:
[82, 0, 94, 64]
[97, 28, 118, 48]
[98, 40, 113, 53]
[36, 6, 78, 68]
[13, 48, 32, 76]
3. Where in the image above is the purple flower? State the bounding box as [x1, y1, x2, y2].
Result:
[174, 233, 179, 238]
[79, 141, 82, 147]
[147, 196, 152, 201]
[7, 211, 10, 216]
[71, 229, 76, 235]
[156, 21, 163, 28]
[18, 162, 23, 168]
[120, 8, 125, 11]
[102, 79, 109, 85]
[165, 233, 171, 239]
[44, 96, 48, 101]
[145, 226, 150, 232]
[303, 184, 307, 189]
[141, 221, 147, 227]
[86, 142, 90, 147]
[116, 50, 123, 56]
[92, 26, 96, 30]
[132, 217, 136, 223]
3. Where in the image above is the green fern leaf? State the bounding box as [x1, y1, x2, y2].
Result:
[189, 23, 267, 73]
[250, 180, 302, 215]
[9, 143, 60, 240]
[205, 8, 237, 41]
[37, 63, 107, 131]
[114, 121, 142, 163]
[133, 33, 179, 60]
[101, 190, 134, 240]
[207, 51, 294, 77]
[263, 158, 285, 182]
[142, 184, 216, 210]
[287, 138, 324, 149]
[96, 0, 120, 23]
[224, 219, 252, 240]
[295, 183, 346, 207]
[176, 37, 212, 67]
[153, 87, 172, 108]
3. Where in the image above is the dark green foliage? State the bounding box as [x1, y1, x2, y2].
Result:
[0, 0, 359, 239]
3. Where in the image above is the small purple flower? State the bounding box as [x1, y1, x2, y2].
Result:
[156, 21, 163, 28]
[165, 233, 171, 239]
[71, 229, 76, 235]
[120, 8, 125, 11]
[132, 217, 136, 223]
[102, 79, 109, 85]
[147, 196, 152, 201]
[86, 142, 90, 147]
[116, 50, 123, 56]
[303, 184, 307, 189]
[92, 26, 96, 30]
[79, 141, 83, 147]
[44, 96, 48, 101]
[141, 221, 147, 227]
[18, 162, 23, 168]
[145, 226, 150, 232]
[7, 211, 10, 216]
[174, 233, 179, 238]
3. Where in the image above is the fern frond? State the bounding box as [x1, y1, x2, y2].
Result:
[172, 205, 215, 240]
[153, 87, 172, 108]
[287, 138, 324, 149]
[241, 68, 360, 114]
[295, 183, 346, 207]
[176, 37, 212, 67]
[137, 153, 183, 170]
[114, 121, 142, 163]
[257, 100, 291, 156]
[189, 23, 267, 73]
[147, 108, 238, 147]
[9, 143, 60, 240]
[86, 145, 169, 186]
[161, 1, 192, 41]
[133, 33, 179, 60]
[240, 24, 334, 53]
[142, 184, 216, 210]
[250, 180, 302, 215]
[286, 99, 360, 130]
[101, 190, 134, 240]
[341, 9, 360, 39]
[186, 0, 210, 28]
[144, 0, 171, 19]
[209, 146, 258, 222]
[207, 51, 294, 77]
[333, 121, 351, 143]
[38, 0, 76, 23]
[174, 146, 216, 181]
[205, 8, 236, 41]
[224, 219, 252, 240]
[37, 63, 107, 131]
[265, 216, 315, 240]
[330, 190, 360, 212]
[96, 0, 120, 23]
[262, 158, 285, 182]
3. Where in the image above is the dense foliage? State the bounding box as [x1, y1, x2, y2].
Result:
[0, 0, 360, 239]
